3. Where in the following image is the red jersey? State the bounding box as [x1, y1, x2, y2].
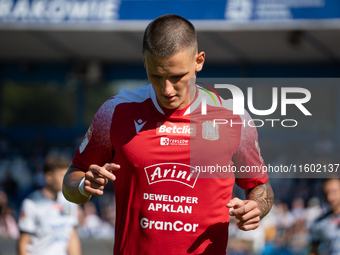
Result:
[73, 84, 268, 255]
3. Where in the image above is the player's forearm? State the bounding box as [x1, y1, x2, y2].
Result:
[17, 233, 30, 255]
[18, 243, 28, 255]
[244, 180, 274, 219]
[62, 165, 91, 204]
[68, 228, 82, 255]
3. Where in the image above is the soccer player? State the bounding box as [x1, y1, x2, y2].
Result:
[18, 156, 81, 255]
[63, 14, 274, 254]
[310, 178, 340, 255]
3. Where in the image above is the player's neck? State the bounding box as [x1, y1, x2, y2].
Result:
[178, 84, 197, 109]
[41, 186, 58, 201]
[189, 84, 197, 103]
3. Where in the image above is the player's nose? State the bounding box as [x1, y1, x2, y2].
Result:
[162, 79, 174, 95]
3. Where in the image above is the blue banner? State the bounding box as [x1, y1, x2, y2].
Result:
[0, 0, 339, 24]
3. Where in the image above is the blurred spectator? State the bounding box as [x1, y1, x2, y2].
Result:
[0, 190, 19, 239]
[80, 201, 114, 240]
[276, 201, 294, 230]
[77, 205, 91, 239]
[10, 155, 33, 191]
[101, 203, 116, 237]
[81, 201, 102, 238]
[305, 197, 322, 229]
[289, 218, 308, 255]
[17, 155, 81, 255]
[291, 197, 305, 222]
[268, 201, 294, 254]
[310, 178, 340, 255]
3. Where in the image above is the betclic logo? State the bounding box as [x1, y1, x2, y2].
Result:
[157, 122, 196, 136]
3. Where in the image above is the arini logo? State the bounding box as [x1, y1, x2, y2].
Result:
[144, 163, 200, 188]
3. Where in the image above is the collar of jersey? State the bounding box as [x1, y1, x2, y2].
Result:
[150, 85, 199, 117]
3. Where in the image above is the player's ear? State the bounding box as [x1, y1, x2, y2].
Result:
[142, 50, 147, 69]
[195, 51, 205, 72]
[44, 171, 52, 185]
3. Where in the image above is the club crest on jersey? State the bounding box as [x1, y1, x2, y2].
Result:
[202, 121, 219, 141]
[144, 163, 200, 188]
[79, 124, 93, 153]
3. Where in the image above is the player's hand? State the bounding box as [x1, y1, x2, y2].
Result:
[83, 163, 120, 196]
[226, 197, 261, 231]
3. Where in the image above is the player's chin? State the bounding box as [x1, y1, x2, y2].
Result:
[160, 101, 180, 109]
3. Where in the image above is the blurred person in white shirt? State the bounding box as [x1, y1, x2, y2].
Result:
[17, 155, 81, 255]
[310, 178, 340, 255]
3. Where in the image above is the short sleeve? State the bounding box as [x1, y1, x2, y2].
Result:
[18, 199, 36, 234]
[72, 98, 116, 170]
[233, 111, 268, 190]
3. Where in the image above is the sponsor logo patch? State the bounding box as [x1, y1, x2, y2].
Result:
[157, 122, 196, 136]
[160, 137, 189, 146]
[144, 163, 200, 188]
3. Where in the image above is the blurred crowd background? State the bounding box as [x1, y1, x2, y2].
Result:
[1, 0, 340, 254]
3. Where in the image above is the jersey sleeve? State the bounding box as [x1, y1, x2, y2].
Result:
[233, 110, 268, 190]
[18, 199, 36, 234]
[72, 98, 116, 170]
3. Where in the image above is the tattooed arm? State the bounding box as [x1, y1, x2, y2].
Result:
[244, 180, 274, 219]
[226, 180, 274, 231]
